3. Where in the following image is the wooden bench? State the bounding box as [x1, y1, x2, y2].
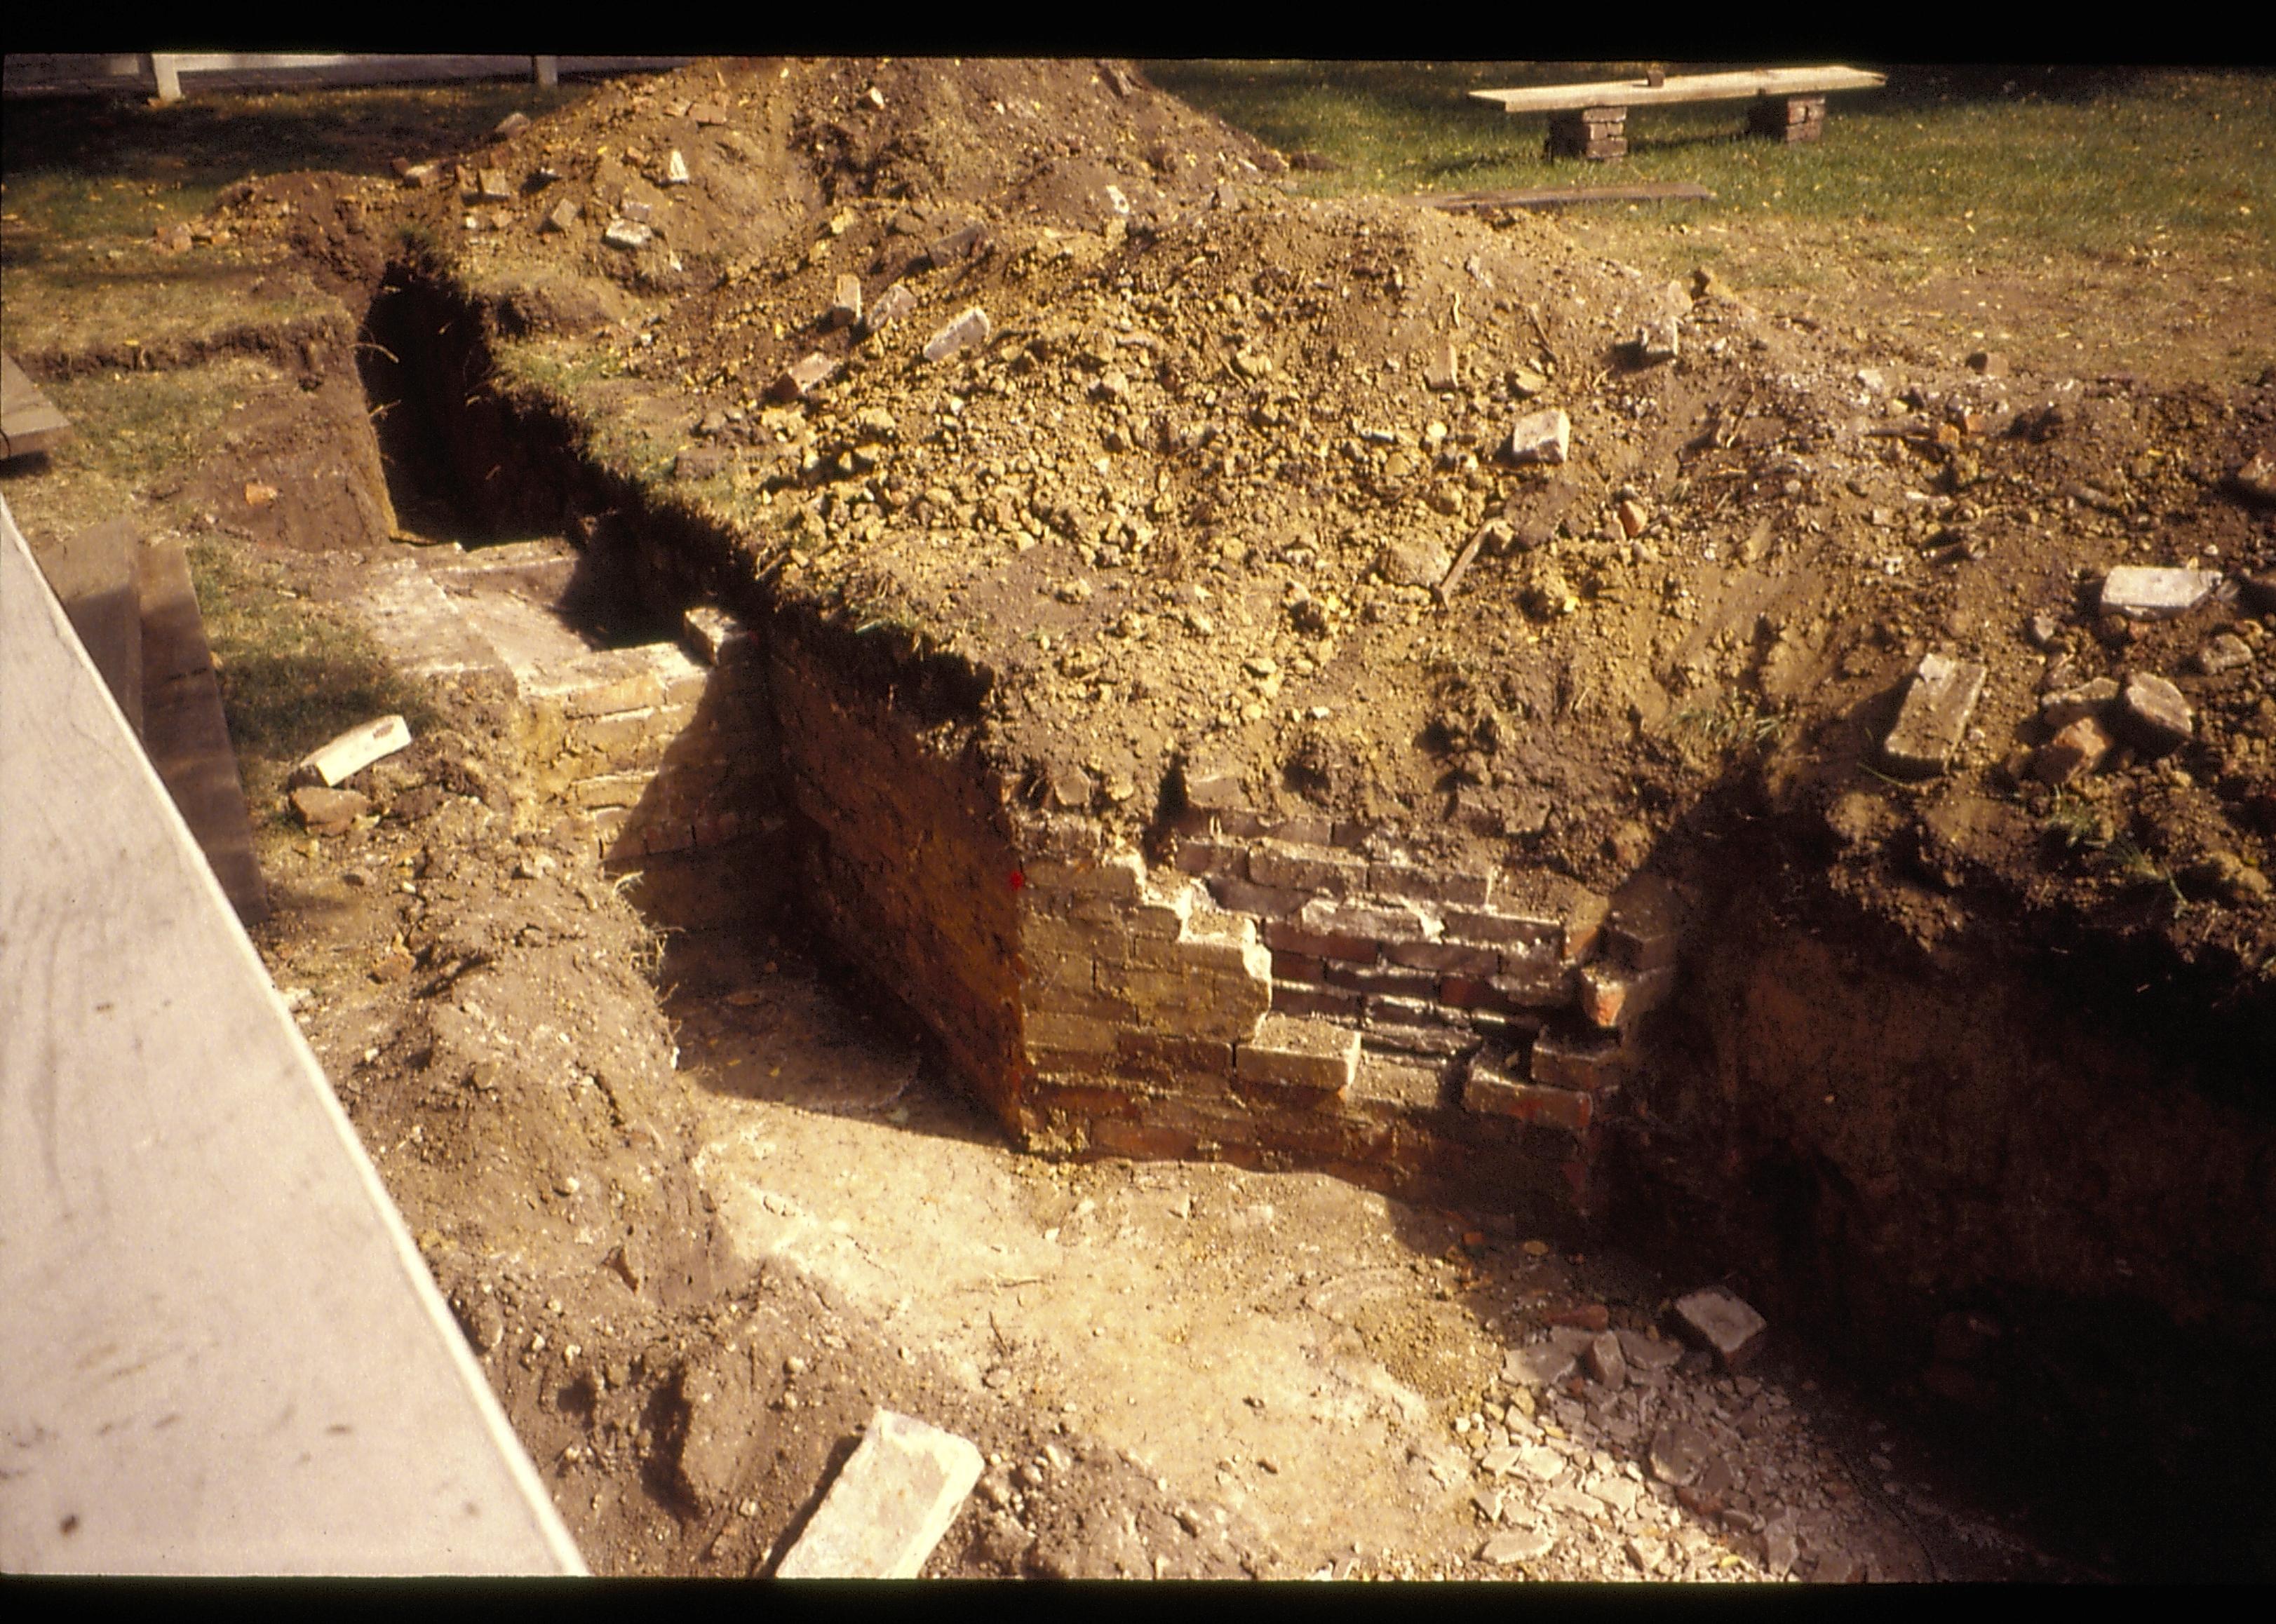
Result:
[1472, 66, 1887, 161]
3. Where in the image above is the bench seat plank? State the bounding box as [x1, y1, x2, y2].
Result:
[1473, 66, 1885, 114]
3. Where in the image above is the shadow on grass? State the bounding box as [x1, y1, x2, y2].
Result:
[189, 539, 440, 780]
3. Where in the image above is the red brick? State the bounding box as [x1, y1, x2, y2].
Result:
[1464, 1071, 1595, 1136]
[1529, 1024, 1631, 1092]
[1249, 838, 1367, 894]
[1207, 875, 1314, 918]
[1087, 1117, 1199, 1161]
[1385, 938, 1502, 977]
[1324, 961, 1439, 999]
[1115, 1030, 1236, 1080]
[1263, 919, 1379, 963]
[1437, 974, 1511, 1012]
[1271, 983, 1363, 1020]
[1172, 837, 1249, 879]
[1271, 949, 1326, 983]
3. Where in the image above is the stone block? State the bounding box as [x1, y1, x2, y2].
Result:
[2100, 565, 2220, 621]
[2116, 672, 2193, 755]
[1236, 1013, 1361, 1092]
[1882, 653, 1986, 778]
[1671, 1287, 1767, 1372]
[1248, 838, 1368, 894]
[773, 1409, 985, 1578]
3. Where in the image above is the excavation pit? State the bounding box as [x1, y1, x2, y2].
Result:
[88, 57, 2275, 1580]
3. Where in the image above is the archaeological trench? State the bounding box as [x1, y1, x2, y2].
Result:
[91, 61, 2275, 1575]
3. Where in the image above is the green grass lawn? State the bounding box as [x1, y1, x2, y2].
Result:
[1147, 63, 2274, 285]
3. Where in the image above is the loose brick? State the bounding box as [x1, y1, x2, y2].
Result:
[1236, 1013, 1361, 1092]
[1529, 1024, 1631, 1092]
[1881, 652, 1986, 778]
[1206, 875, 1312, 918]
[681, 605, 753, 666]
[1271, 983, 1364, 1020]
[1440, 904, 1561, 949]
[1368, 861, 1494, 906]
[1262, 919, 1378, 963]
[1300, 895, 1430, 942]
[1385, 938, 1502, 977]
[1249, 838, 1368, 894]
[2116, 671, 2193, 755]
[922, 306, 992, 363]
[2033, 715, 2113, 785]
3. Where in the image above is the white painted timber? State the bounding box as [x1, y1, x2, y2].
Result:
[1472, 67, 1886, 114]
[773, 1409, 984, 1578]
[0, 499, 584, 1576]
[290, 714, 414, 790]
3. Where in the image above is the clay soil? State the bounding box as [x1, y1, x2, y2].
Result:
[5, 58, 2272, 1581]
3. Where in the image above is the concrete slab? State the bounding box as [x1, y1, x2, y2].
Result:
[773, 1409, 983, 1578]
[2, 351, 72, 459]
[1, 499, 584, 1574]
[137, 538, 269, 924]
[26, 516, 143, 737]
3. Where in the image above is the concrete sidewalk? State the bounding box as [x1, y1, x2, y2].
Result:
[0, 496, 584, 1575]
